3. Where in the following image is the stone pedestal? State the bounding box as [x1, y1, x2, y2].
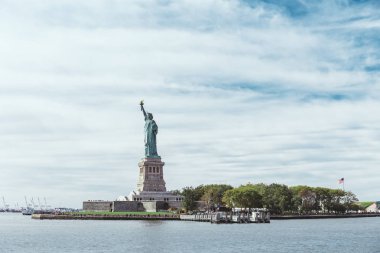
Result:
[127, 157, 183, 207]
[136, 157, 166, 192]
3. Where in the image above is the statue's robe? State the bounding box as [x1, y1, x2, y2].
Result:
[144, 118, 158, 157]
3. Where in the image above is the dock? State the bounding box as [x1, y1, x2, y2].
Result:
[180, 210, 270, 224]
[180, 214, 214, 222]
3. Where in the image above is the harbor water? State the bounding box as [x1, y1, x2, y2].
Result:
[0, 213, 379, 253]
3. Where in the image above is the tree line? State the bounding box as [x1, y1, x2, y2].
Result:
[176, 183, 362, 214]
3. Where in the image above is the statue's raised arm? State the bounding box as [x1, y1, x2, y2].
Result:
[140, 100, 147, 119]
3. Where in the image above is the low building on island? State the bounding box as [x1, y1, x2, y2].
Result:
[363, 201, 380, 213]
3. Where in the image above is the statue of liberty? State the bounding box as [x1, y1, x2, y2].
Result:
[140, 100, 159, 158]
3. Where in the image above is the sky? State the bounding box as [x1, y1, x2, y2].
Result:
[0, 0, 379, 208]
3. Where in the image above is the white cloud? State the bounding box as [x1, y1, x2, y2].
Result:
[0, 0, 379, 208]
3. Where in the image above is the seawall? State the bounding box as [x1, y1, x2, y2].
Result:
[31, 213, 380, 221]
[271, 213, 380, 220]
[32, 213, 180, 220]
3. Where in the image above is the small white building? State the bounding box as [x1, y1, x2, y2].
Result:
[365, 201, 380, 213]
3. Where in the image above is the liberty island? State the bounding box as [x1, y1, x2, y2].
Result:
[23, 101, 376, 223]
[51, 101, 376, 221]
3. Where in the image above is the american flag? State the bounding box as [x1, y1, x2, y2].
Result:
[338, 178, 344, 184]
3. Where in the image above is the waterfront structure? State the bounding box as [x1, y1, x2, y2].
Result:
[179, 209, 271, 223]
[83, 101, 182, 212]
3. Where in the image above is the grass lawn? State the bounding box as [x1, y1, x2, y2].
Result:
[73, 211, 175, 216]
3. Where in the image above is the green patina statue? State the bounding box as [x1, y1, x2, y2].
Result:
[140, 100, 159, 158]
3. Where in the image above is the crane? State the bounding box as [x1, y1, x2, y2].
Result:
[22, 196, 34, 215]
[31, 198, 38, 209]
[24, 196, 28, 209]
[44, 197, 50, 211]
[38, 197, 42, 210]
[2, 196, 9, 211]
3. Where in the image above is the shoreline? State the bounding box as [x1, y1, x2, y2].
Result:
[32, 213, 180, 220]
[271, 213, 380, 220]
[31, 213, 380, 221]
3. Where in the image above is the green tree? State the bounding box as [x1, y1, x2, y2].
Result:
[181, 187, 198, 212]
[328, 189, 346, 213]
[343, 191, 359, 212]
[182, 183, 361, 215]
[201, 184, 233, 210]
[222, 184, 262, 210]
[290, 186, 317, 214]
[262, 184, 293, 214]
[237, 186, 263, 209]
[222, 189, 235, 208]
[314, 187, 332, 213]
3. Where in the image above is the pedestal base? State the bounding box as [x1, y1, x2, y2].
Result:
[127, 191, 183, 210]
[136, 157, 166, 192]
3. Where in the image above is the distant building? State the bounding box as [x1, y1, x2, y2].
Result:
[365, 201, 380, 213]
[357, 201, 380, 213]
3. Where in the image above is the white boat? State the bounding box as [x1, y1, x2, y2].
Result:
[22, 207, 34, 215]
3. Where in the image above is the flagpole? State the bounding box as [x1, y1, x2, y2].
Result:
[338, 178, 345, 191]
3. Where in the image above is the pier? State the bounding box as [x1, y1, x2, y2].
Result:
[180, 214, 213, 222]
[180, 210, 270, 224]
